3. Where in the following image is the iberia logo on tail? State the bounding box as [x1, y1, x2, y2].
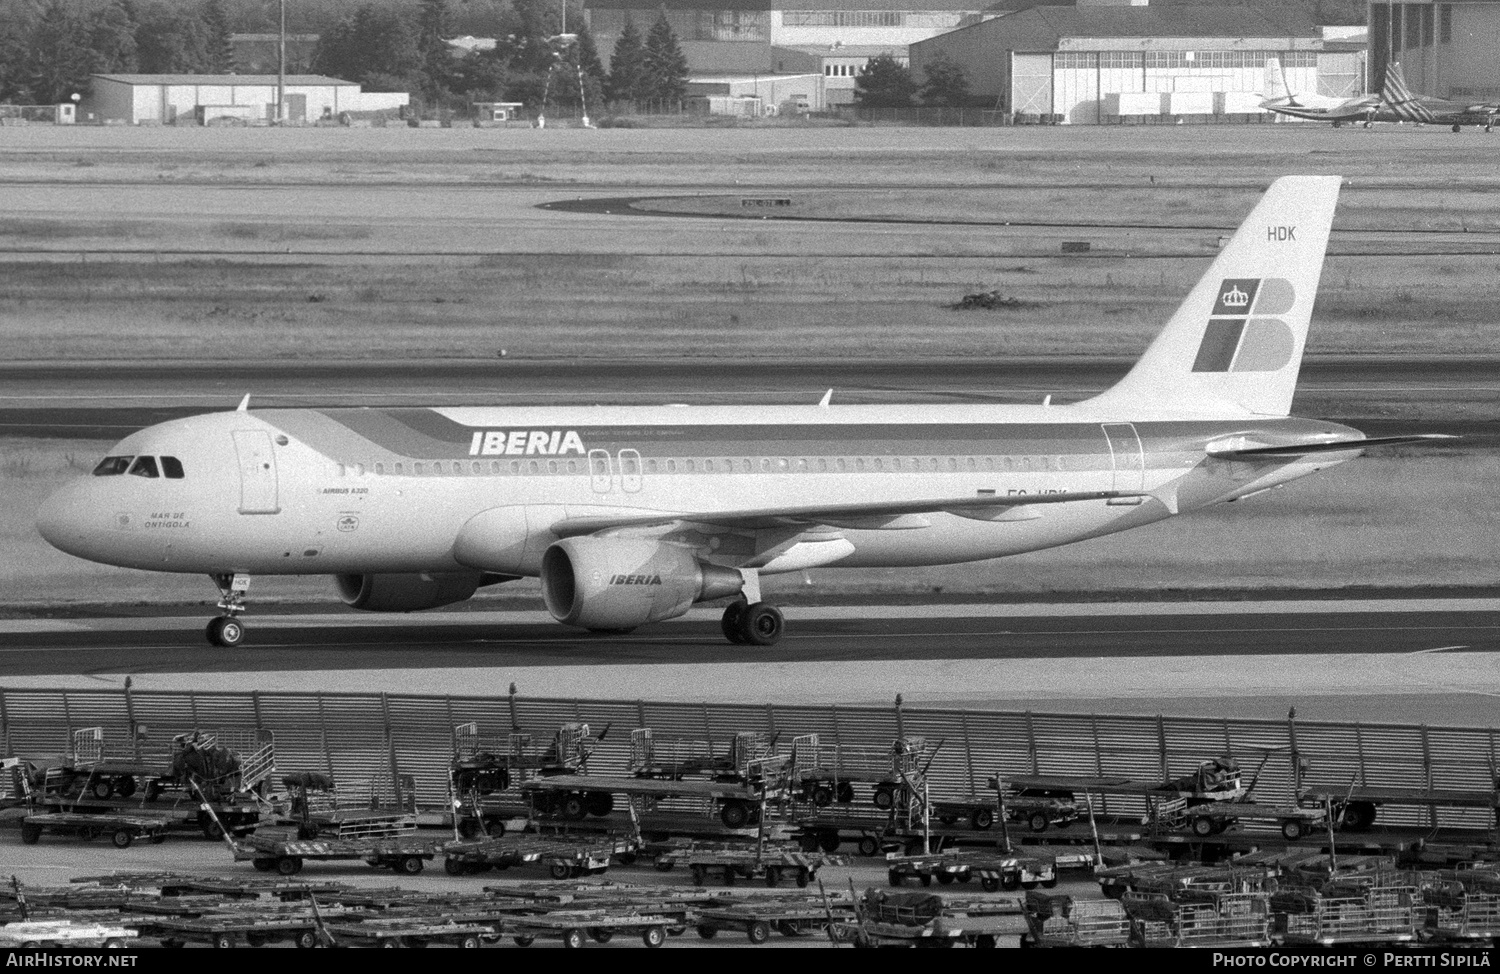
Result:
[1193, 278, 1297, 373]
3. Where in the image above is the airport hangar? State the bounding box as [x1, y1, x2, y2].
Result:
[82, 75, 409, 126]
[583, 0, 1003, 108]
[1367, 0, 1500, 102]
[908, 2, 1361, 124]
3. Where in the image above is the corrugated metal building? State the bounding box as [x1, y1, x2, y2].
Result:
[909, 3, 1353, 123]
[85, 74, 409, 125]
[1369, 0, 1500, 101]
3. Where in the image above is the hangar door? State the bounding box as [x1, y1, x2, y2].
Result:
[1011, 53, 1052, 116]
[1053, 52, 1099, 124]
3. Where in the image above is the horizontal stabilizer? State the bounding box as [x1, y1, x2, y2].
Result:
[551, 489, 1144, 537]
[1207, 434, 1457, 460]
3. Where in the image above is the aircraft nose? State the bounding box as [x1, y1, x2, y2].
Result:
[36, 479, 92, 557]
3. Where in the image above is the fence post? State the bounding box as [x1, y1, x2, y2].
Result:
[961, 710, 975, 795]
[1156, 714, 1168, 780]
[0, 689, 8, 756]
[382, 692, 399, 805]
[251, 690, 263, 730]
[1025, 711, 1038, 774]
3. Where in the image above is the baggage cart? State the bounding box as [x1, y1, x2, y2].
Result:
[886, 847, 1057, 892]
[0, 920, 137, 949]
[654, 841, 840, 888]
[321, 918, 499, 949]
[1021, 892, 1131, 948]
[20, 810, 171, 848]
[443, 832, 638, 879]
[505, 909, 682, 949]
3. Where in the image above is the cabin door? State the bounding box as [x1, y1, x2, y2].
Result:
[1101, 423, 1145, 505]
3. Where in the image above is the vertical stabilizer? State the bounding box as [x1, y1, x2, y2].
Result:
[1083, 175, 1341, 418]
[1264, 57, 1291, 100]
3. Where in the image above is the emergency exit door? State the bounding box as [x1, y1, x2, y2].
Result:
[1101, 423, 1145, 505]
[233, 430, 281, 514]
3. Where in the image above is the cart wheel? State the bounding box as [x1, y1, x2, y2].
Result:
[444, 858, 467, 876]
[642, 925, 666, 948]
[149, 832, 166, 845]
[1028, 812, 1049, 833]
[1042, 876, 1059, 889]
[460, 935, 481, 948]
[213, 933, 235, 949]
[144, 780, 163, 802]
[1281, 820, 1305, 841]
[19, 824, 40, 845]
[818, 832, 841, 853]
[276, 857, 300, 876]
[939, 814, 958, 825]
[776, 921, 804, 938]
[763, 866, 781, 888]
[399, 855, 424, 875]
[857, 836, 879, 857]
[585, 791, 614, 816]
[549, 861, 572, 880]
[811, 785, 834, 807]
[457, 818, 480, 840]
[936, 872, 954, 885]
[562, 928, 585, 949]
[111, 829, 133, 849]
[798, 834, 820, 853]
[78, 826, 98, 841]
[747, 920, 771, 945]
[975, 934, 998, 949]
[201, 819, 225, 841]
[296, 931, 317, 949]
[587, 928, 613, 943]
[160, 940, 185, 949]
[888, 868, 904, 887]
[796, 867, 810, 888]
[971, 808, 994, 830]
[513, 934, 535, 947]
[92, 779, 115, 800]
[696, 925, 717, 939]
[1192, 816, 1216, 837]
[381, 938, 403, 948]
[980, 875, 1000, 893]
[1001, 872, 1021, 891]
[720, 800, 750, 828]
[252, 858, 275, 872]
[246, 932, 270, 947]
[956, 869, 972, 884]
[1022, 880, 1039, 890]
[561, 794, 587, 820]
[116, 776, 137, 799]
[872, 786, 895, 810]
[723, 867, 736, 887]
[103, 939, 125, 949]
[691, 865, 707, 886]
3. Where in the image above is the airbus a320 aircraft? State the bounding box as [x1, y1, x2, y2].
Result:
[36, 176, 1446, 649]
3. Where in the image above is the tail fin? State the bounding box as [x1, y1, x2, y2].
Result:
[1264, 57, 1292, 101]
[1083, 175, 1342, 418]
[1383, 62, 1439, 122]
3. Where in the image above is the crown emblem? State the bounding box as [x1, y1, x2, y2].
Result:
[1220, 285, 1250, 309]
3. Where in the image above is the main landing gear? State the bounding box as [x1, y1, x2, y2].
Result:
[721, 601, 784, 646]
[206, 572, 250, 647]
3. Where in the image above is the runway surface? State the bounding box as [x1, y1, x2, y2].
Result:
[1, 357, 1495, 438]
[3, 601, 1497, 725]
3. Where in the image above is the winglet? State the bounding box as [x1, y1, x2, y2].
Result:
[818, 389, 833, 408]
[236, 394, 251, 412]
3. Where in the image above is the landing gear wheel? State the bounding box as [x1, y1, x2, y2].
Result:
[206, 616, 245, 647]
[738, 602, 784, 646]
[721, 602, 748, 644]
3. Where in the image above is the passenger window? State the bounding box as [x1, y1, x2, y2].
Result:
[93, 456, 132, 477]
[375, 462, 385, 475]
[128, 456, 159, 478]
[161, 456, 185, 478]
[414, 463, 424, 475]
[471, 462, 481, 474]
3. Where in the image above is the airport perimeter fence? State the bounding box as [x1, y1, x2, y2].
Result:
[0, 686, 1494, 830]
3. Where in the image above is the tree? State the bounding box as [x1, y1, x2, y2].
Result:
[88, 1, 139, 75]
[606, 14, 646, 103]
[641, 8, 686, 103]
[134, 1, 211, 73]
[919, 53, 969, 107]
[855, 53, 916, 108]
[201, 0, 234, 73]
[25, 0, 96, 104]
[452, 47, 508, 103]
[311, 4, 422, 90]
[0, 16, 34, 102]
[417, 0, 455, 102]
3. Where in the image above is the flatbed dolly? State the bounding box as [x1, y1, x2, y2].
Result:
[443, 833, 638, 878]
[322, 918, 498, 948]
[0, 920, 137, 949]
[1179, 800, 1327, 840]
[691, 902, 854, 943]
[886, 848, 1058, 891]
[153, 914, 326, 949]
[20, 810, 171, 848]
[229, 829, 447, 876]
[520, 774, 785, 829]
[654, 841, 841, 887]
[505, 909, 683, 948]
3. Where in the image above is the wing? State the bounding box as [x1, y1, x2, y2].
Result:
[1207, 434, 1457, 461]
[550, 488, 1145, 538]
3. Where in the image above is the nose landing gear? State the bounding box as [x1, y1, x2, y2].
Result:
[206, 573, 250, 647]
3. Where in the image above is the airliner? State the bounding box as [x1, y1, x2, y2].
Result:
[36, 176, 1446, 648]
[1265, 62, 1498, 132]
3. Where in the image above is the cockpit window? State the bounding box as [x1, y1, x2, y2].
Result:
[93, 456, 133, 477]
[127, 456, 159, 478]
[161, 456, 184, 479]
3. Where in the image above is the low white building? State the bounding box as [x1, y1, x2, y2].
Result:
[85, 74, 409, 125]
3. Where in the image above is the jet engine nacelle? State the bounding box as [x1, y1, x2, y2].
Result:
[335, 572, 485, 612]
[540, 537, 743, 630]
